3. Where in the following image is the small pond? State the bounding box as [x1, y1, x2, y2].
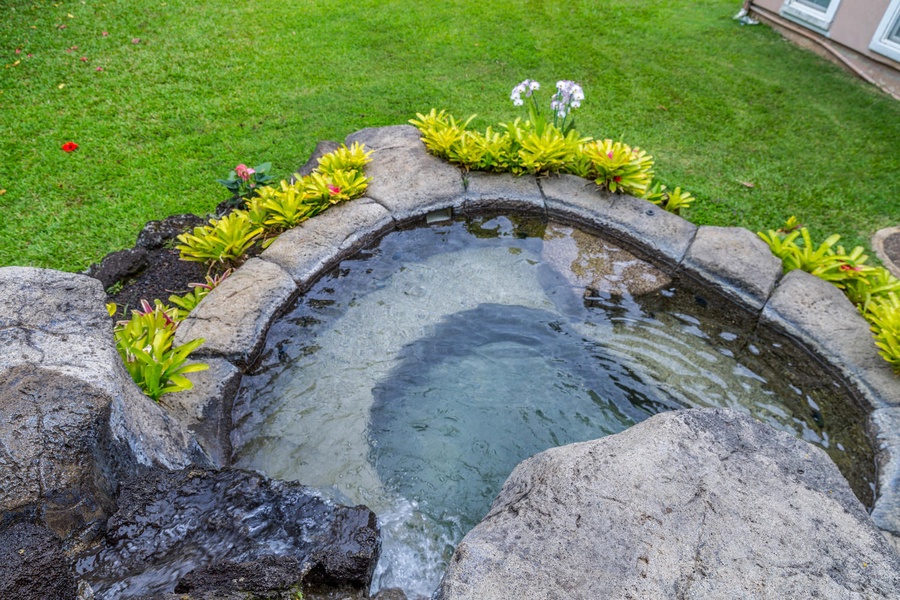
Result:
[231, 214, 874, 598]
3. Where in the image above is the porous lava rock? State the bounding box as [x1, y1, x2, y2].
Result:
[435, 409, 900, 599]
[0, 523, 77, 600]
[79, 468, 380, 599]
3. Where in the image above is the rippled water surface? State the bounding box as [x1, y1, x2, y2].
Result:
[232, 215, 874, 598]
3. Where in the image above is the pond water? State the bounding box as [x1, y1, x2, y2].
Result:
[232, 215, 874, 598]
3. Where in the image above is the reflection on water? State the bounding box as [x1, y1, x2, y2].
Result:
[232, 215, 874, 598]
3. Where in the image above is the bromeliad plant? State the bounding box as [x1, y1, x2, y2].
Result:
[176, 211, 264, 269]
[168, 269, 233, 320]
[108, 300, 208, 402]
[410, 79, 694, 213]
[759, 217, 900, 374]
[178, 144, 373, 267]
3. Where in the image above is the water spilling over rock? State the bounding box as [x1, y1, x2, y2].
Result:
[77, 468, 380, 599]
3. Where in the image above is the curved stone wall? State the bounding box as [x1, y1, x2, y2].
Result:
[2, 125, 898, 546]
[170, 125, 900, 538]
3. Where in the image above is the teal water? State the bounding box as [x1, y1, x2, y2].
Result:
[232, 215, 873, 598]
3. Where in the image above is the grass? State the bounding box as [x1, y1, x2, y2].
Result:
[1, 0, 898, 272]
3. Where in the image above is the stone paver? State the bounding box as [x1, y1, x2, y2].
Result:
[261, 198, 394, 289]
[174, 258, 297, 367]
[346, 125, 466, 222]
[761, 269, 900, 410]
[163, 357, 242, 468]
[682, 226, 782, 311]
[463, 171, 545, 214]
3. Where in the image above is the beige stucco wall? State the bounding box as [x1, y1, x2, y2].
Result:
[749, 0, 899, 68]
[831, 0, 890, 52]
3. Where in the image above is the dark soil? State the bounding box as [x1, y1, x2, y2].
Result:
[108, 247, 208, 315]
[89, 212, 211, 317]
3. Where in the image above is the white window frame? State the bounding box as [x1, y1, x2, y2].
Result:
[871, 0, 900, 63]
[780, 0, 842, 34]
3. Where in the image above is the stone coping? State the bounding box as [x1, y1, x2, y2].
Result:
[84, 125, 900, 538]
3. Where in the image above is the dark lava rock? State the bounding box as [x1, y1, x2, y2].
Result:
[136, 213, 207, 250]
[78, 468, 380, 599]
[0, 523, 77, 600]
[175, 555, 303, 595]
[107, 246, 207, 314]
[0, 367, 116, 544]
[86, 247, 149, 289]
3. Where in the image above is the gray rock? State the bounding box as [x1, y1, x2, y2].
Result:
[681, 226, 782, 311]
[0, 267, 125, 399]
[463, 171, 545, 214]
[174, 258, 297, 367]
[871, 406, 900, 535]
[0, 267, 210, 542]
[346, 124, 424, 149]
[345, 125, 466, 223]
[293, 140, 342, 181]
[0, 523, 77, 600]
[85, 247, 148, 289]
[261, 198, 394, 288]
[135, 213, 205, 250]
[761, 269, 900, 410]
[436, 409, 900, 600]
[160, 357, 242, 467]
[78, 468, 380, 599]
[540, 173, 697, 269]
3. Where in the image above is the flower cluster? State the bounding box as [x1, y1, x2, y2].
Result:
[510, 79, 540, 106]
[508, 78, 585, 134]
[550, 80, 584, 119]
[234, 163, 256, 183]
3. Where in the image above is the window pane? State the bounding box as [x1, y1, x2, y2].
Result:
[890, 15, 900, 42]
[796, 0, 831, 10]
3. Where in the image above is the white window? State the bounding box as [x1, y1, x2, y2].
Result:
[871, 0, 900, 63]
[780, 0, 842, 33]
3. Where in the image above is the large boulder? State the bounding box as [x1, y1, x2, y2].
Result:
[78, 468, 380, 599]
[436, 409, 900, 599]
[0, 267, 211, 543]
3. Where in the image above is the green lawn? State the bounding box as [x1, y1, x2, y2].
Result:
[2, 0, 898, 272]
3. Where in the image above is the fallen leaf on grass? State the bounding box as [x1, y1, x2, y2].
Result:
[58, 83, 66, 89]
[0, 190, 7, 196]
[6, 60, 21, 68]
[740, 181, 755, 188]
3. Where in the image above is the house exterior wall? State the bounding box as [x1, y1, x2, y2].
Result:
[749, 0, 899, 69]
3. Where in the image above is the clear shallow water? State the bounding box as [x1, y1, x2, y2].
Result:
[233, 215, 874, 598]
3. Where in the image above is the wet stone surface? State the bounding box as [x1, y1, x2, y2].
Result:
[76, 468, 380, 599]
